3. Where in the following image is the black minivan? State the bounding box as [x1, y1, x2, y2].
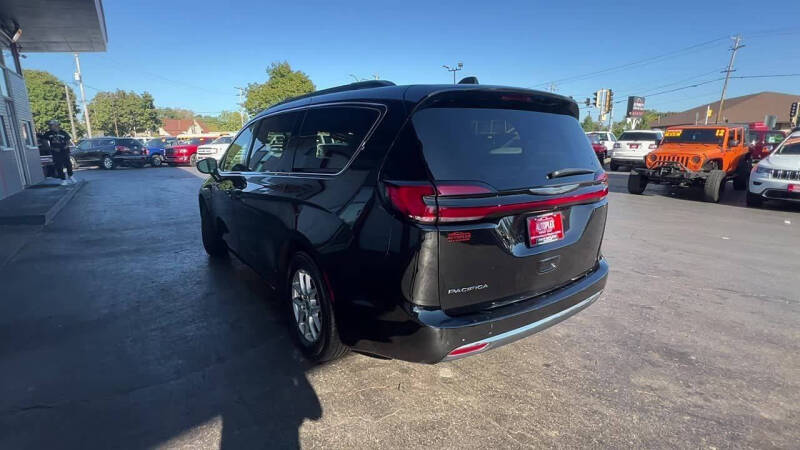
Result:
[197, 81, 609, 363]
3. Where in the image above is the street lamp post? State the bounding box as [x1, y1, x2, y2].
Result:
[442, 62, 463, 84]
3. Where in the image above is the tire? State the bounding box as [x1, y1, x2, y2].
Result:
[733, 159, 751, 191]
[287, 252, 348, 363]
[746, 191, 763, 207]
[627, 172, 648, 194]
[200, 202, 228, 258]
[190, 154, 198, 166]
[69, 155, 78, 170]
[151, 155, 163, 167]
[703, 169, 726, 203]
[102, 155, 115, 170]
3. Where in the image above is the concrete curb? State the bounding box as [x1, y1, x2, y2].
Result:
[43, 180, 86, 225]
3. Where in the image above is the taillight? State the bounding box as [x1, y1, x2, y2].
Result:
[143, 148, 149, 155]
[115, 145, 128, 151]
[649, 144, 658, 149]
[385, 183, 437, 223]
[386, 177, 607, 224]
[613, 143, 621, 149]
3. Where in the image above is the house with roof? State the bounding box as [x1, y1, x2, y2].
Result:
[158, 119, 208, 136]
[650, 92, 800, 131]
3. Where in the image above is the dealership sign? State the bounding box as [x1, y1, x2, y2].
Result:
[627, 96, 645, 117]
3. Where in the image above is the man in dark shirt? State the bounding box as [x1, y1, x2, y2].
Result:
[43, 120, 75, 185]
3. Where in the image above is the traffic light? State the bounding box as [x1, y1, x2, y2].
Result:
[605, 89, 614, 113]
[790, 101, 798, 118]
[593, 91, 601, 108]
[585, 97, 591, 107]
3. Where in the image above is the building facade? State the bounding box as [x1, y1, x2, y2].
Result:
[0, 0, 107, 200]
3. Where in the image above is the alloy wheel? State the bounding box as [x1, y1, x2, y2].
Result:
[291, 269, 322, 344]
[103, 157, 113, 169]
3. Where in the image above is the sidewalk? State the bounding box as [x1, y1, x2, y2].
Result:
[0, 177, 85, 226]
[0, 178, 85, 268]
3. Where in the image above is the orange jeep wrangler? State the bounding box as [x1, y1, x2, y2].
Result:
[627, 125, 751, 202]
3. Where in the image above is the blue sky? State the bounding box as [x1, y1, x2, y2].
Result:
[21, 0, 800, 121]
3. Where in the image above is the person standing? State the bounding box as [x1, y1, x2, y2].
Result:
[43, 120, 75, 185]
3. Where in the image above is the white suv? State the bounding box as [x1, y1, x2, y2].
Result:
[609, 130, 663, 171]
[586, 131, 616, 153]
[747, 133, 800, 207]
[196, 136, 233, 162]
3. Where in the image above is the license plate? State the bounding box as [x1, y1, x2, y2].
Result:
[789, 184, 800, 193]
[528, 212, 564, 246]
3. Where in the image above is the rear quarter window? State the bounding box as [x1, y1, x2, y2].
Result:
[291, 106, 380, 173]
[412, 108, 600, 190]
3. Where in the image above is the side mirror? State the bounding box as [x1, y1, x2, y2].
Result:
[196, 157, 218, 175]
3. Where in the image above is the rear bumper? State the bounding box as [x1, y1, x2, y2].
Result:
[348, 258, 608, 363]
[611, 156, 645, 166]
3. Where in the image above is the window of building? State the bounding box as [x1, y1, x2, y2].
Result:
[1, 48, 19, 74]
[0, 70, 8, 98]
[221, 124, 255, 172]
[248, 111, 302, 172]
[0, 115, 9, 148]
[291, 106, 379, 173]
[21, 120, 34, 146]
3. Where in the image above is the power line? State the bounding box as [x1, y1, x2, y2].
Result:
[530, 36, 730, 88]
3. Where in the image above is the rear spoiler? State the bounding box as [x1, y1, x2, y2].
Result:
[407, 86, 579, 120]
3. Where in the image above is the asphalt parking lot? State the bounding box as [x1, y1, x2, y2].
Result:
[1, 166, 798, 449]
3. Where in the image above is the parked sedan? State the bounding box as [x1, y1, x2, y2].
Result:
[73, 137, 148, 169]
[747, 134, 800, 207]
[196, 136, 233, 162]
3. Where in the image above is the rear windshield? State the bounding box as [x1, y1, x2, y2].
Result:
[147, 138, 170, 148]
[412, 108, 600, 190]
[766, 132, 785, 144]
[619, 132, 659, 141]
[662, 128, 724, 145]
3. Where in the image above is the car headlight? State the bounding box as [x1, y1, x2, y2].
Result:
[647, 153, 657, 162]
[754, 164, 772, 175]
[690, 155, 702, 164]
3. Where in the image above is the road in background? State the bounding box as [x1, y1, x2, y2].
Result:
[0, 167, 798, 448]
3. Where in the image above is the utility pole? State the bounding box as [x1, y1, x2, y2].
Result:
[442, 62, 463, 84]
[548, 83, 557, 93]
[73, 53, 92, 138]
[64, 84, 77, 137]
[715, 35, 744, 124]
[234, 86, 246, 128]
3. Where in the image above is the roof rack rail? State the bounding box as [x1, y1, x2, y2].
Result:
[269, 80, 396, 109]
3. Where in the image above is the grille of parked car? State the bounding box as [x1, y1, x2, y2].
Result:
[655, 155, 689, 167]
[771, 169, 800, 180]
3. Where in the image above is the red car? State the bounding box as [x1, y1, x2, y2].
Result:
[587, 133, 607, 163]
[164, 136, 216, 166]
[747, 123, 786, 161]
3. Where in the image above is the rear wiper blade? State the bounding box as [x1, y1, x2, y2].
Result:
[547, 168, 595, 179]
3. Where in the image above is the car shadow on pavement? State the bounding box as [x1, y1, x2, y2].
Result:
[0, 220, 322, 449]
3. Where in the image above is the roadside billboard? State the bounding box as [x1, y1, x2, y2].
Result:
[627, 96, 645, 117]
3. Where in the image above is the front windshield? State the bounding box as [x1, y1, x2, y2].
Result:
[662, 128, 724, 145]
[212, 136, 233, 145]
[775, 139, 800, 155]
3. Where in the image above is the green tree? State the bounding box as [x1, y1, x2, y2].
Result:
[244, 62, 315, 115]
[89, 90, 159, 136]
[156, 107, 195, 121]
[23, 69, 80, 135]
[581, 114, 599, 132]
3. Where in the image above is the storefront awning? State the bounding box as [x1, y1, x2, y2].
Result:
[0, 0, 107, 52]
